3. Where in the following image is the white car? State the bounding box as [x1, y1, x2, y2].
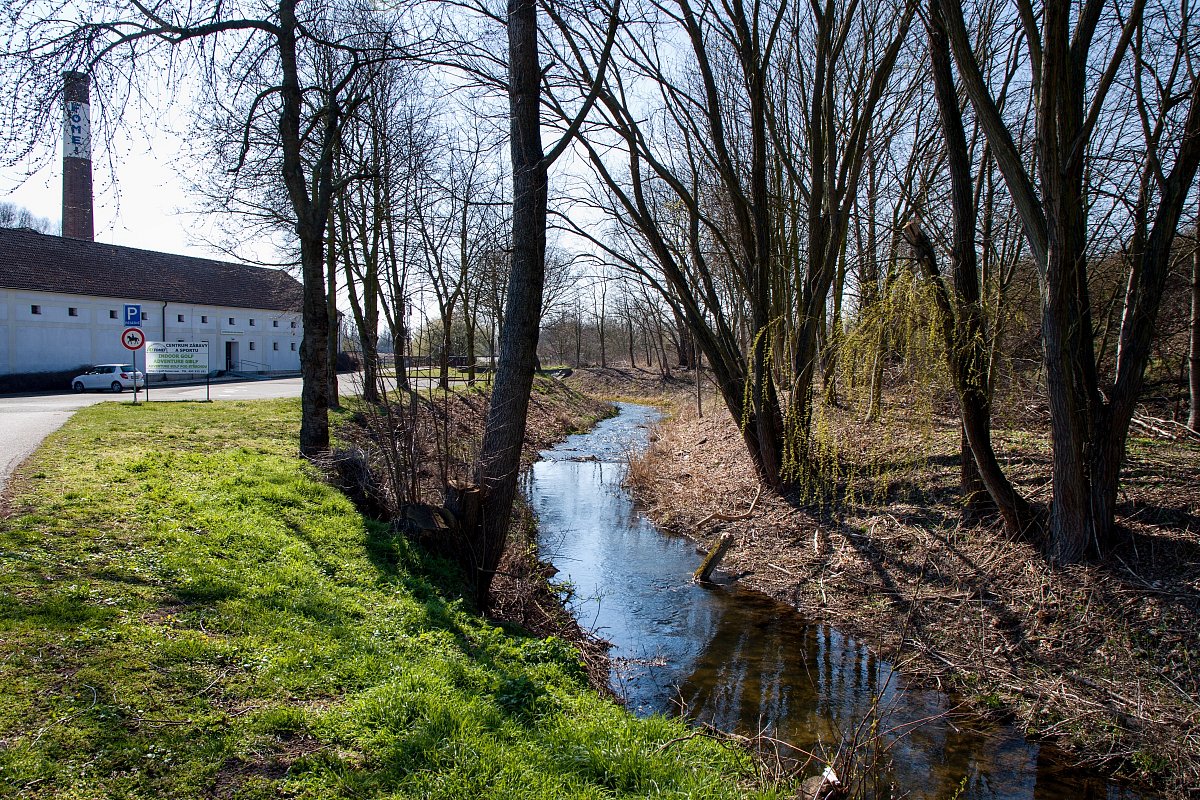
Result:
[71, 364, 145, 393]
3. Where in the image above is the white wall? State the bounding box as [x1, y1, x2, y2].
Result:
[0, 289, 302, 376]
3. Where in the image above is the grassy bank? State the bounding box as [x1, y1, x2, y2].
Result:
[0, 399, 781, 799]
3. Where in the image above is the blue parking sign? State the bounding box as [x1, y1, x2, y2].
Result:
[124, 304, 142, 327]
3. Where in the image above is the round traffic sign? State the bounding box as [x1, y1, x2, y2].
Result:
[121, 327, 146, 350]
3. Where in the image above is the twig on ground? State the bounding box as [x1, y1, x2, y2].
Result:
[695, 485, 764, 528]
[31, 684, 97, 746]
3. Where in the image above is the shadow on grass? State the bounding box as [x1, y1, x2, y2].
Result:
[0, 588, 120, 629]
[360, 517, 495, 649]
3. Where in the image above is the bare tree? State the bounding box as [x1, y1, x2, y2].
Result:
[940, 0, 1200, 561]
[549, 0, 915, 492]
[333, 62, 427, 402]
[443, 0, 620, 605]
[1191, 220, 1200, 432]
[0, 202, 52, 233]
[898, 0, 1038, 537]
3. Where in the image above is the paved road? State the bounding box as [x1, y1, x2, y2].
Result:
[0, 377, 304, 494]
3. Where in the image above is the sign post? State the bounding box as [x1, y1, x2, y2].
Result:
[120, 326, 145, 404]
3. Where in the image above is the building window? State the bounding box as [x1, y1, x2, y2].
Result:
[249, 318, 256, 327]
[249, 341, 256, 351]
[109, 310, 117, 319]
[30, 305, 41, 315]
[291, 321, 297, 329]
[272, 342, 279, 351]
[272, 320, 279, 328]
[228, 317, 235, 325]
[291, 343, 296, 351]
[141, 311, 148, 321]
[177, 314, 185, 323]
[201, 315, 208, 324]
[68, 307, 78, 317]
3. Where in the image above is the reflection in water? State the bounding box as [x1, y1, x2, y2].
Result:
[528, 404, 1151, 799]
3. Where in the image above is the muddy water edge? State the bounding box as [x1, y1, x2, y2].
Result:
[525, 403, 1153, 800]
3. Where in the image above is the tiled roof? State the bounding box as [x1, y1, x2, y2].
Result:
[0, 228, 303, 312]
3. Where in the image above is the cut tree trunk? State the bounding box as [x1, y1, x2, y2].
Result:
[694, 533, 733, 583]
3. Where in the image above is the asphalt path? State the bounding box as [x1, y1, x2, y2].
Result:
[0, 377, 304, 495]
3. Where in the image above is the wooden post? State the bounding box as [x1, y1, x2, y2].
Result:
[444, 481, 487, 591]
[445, 481, 485, 536]
[693, 532, 733, 583]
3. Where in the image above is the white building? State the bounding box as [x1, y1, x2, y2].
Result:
[0, 227, 304, 381]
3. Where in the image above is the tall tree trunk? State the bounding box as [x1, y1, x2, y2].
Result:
[439, 313, 453, 391]
[598, 310, 607, 367]
[1189, 230, 1199, 432]
[923, 3, 1037, 535]
[465, 296, 478, 385]
[674, 310, 693, 368]
[470, 0, 549, 607]
[626, 313, 635, 366]
[1039, 0, 1099, 561]
[388, 184, 411, 394]
[278, 0, 330, 456]
[654, 313, 672, 378]
[361, 307, 379, 403]
[575, 312, 583, 367]
[823, 251, 846, 406]
[326, 229, 341, 410]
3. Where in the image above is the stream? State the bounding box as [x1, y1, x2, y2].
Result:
[526, 403, 1151, 799]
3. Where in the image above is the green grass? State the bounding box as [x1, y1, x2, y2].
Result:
[0, 399, 780, 799]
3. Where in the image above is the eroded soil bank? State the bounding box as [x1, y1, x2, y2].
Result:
[568, 367, 1200, 798]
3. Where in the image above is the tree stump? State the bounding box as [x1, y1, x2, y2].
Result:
[693, 532, 733, 583]
[444, 481, 487, 591]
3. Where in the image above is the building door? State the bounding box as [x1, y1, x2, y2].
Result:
[225, 341, 238, 370]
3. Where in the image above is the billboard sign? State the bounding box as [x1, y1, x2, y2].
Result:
[146, 342, 210, 374]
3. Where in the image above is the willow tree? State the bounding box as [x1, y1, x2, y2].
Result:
[886, 0, 1041, 537]
[548, 0, 915, 490]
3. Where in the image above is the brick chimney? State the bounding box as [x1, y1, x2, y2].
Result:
[62, 71, 93, 241]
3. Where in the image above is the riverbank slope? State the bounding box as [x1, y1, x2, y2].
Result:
[0, 395, 784, 799]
